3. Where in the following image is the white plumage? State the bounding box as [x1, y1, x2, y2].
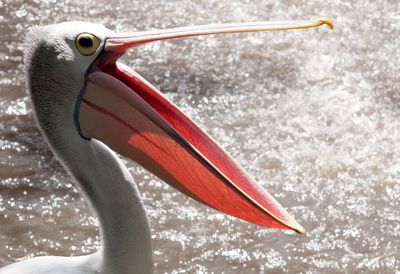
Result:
[2, 22, 152, 274]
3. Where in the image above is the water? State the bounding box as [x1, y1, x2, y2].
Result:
[0, 0, 399, 273]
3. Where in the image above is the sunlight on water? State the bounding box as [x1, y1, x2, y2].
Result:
[0, 0, 399, 273]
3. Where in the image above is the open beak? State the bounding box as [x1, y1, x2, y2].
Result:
[79, 18, 333, 234]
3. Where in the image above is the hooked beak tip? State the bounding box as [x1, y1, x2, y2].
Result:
[320, 18, 334, 29]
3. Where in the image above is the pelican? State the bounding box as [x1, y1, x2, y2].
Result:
[0, 18, 332, 273]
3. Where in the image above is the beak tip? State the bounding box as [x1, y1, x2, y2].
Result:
[293, 225, 305, 234]
[286, 218, 305, 234]
[320, 18, 334, 29]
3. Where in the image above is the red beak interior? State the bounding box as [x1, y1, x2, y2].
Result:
[79, 18, 333, 234]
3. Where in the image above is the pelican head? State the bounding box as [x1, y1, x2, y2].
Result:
[25, 22, 111, 139]
[25, 19, 332, 236]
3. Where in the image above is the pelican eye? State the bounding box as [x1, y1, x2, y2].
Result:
[75, 33, 101, 56]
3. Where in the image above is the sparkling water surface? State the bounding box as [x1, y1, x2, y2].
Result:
[0, 0, 399, 273]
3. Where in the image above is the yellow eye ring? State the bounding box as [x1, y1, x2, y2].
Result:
[75, 33, 101, 56]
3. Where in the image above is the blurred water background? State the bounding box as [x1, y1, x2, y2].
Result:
[0, 0, 399, 273]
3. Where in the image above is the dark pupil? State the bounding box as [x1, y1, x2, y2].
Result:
[79, 36, 93, 48]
